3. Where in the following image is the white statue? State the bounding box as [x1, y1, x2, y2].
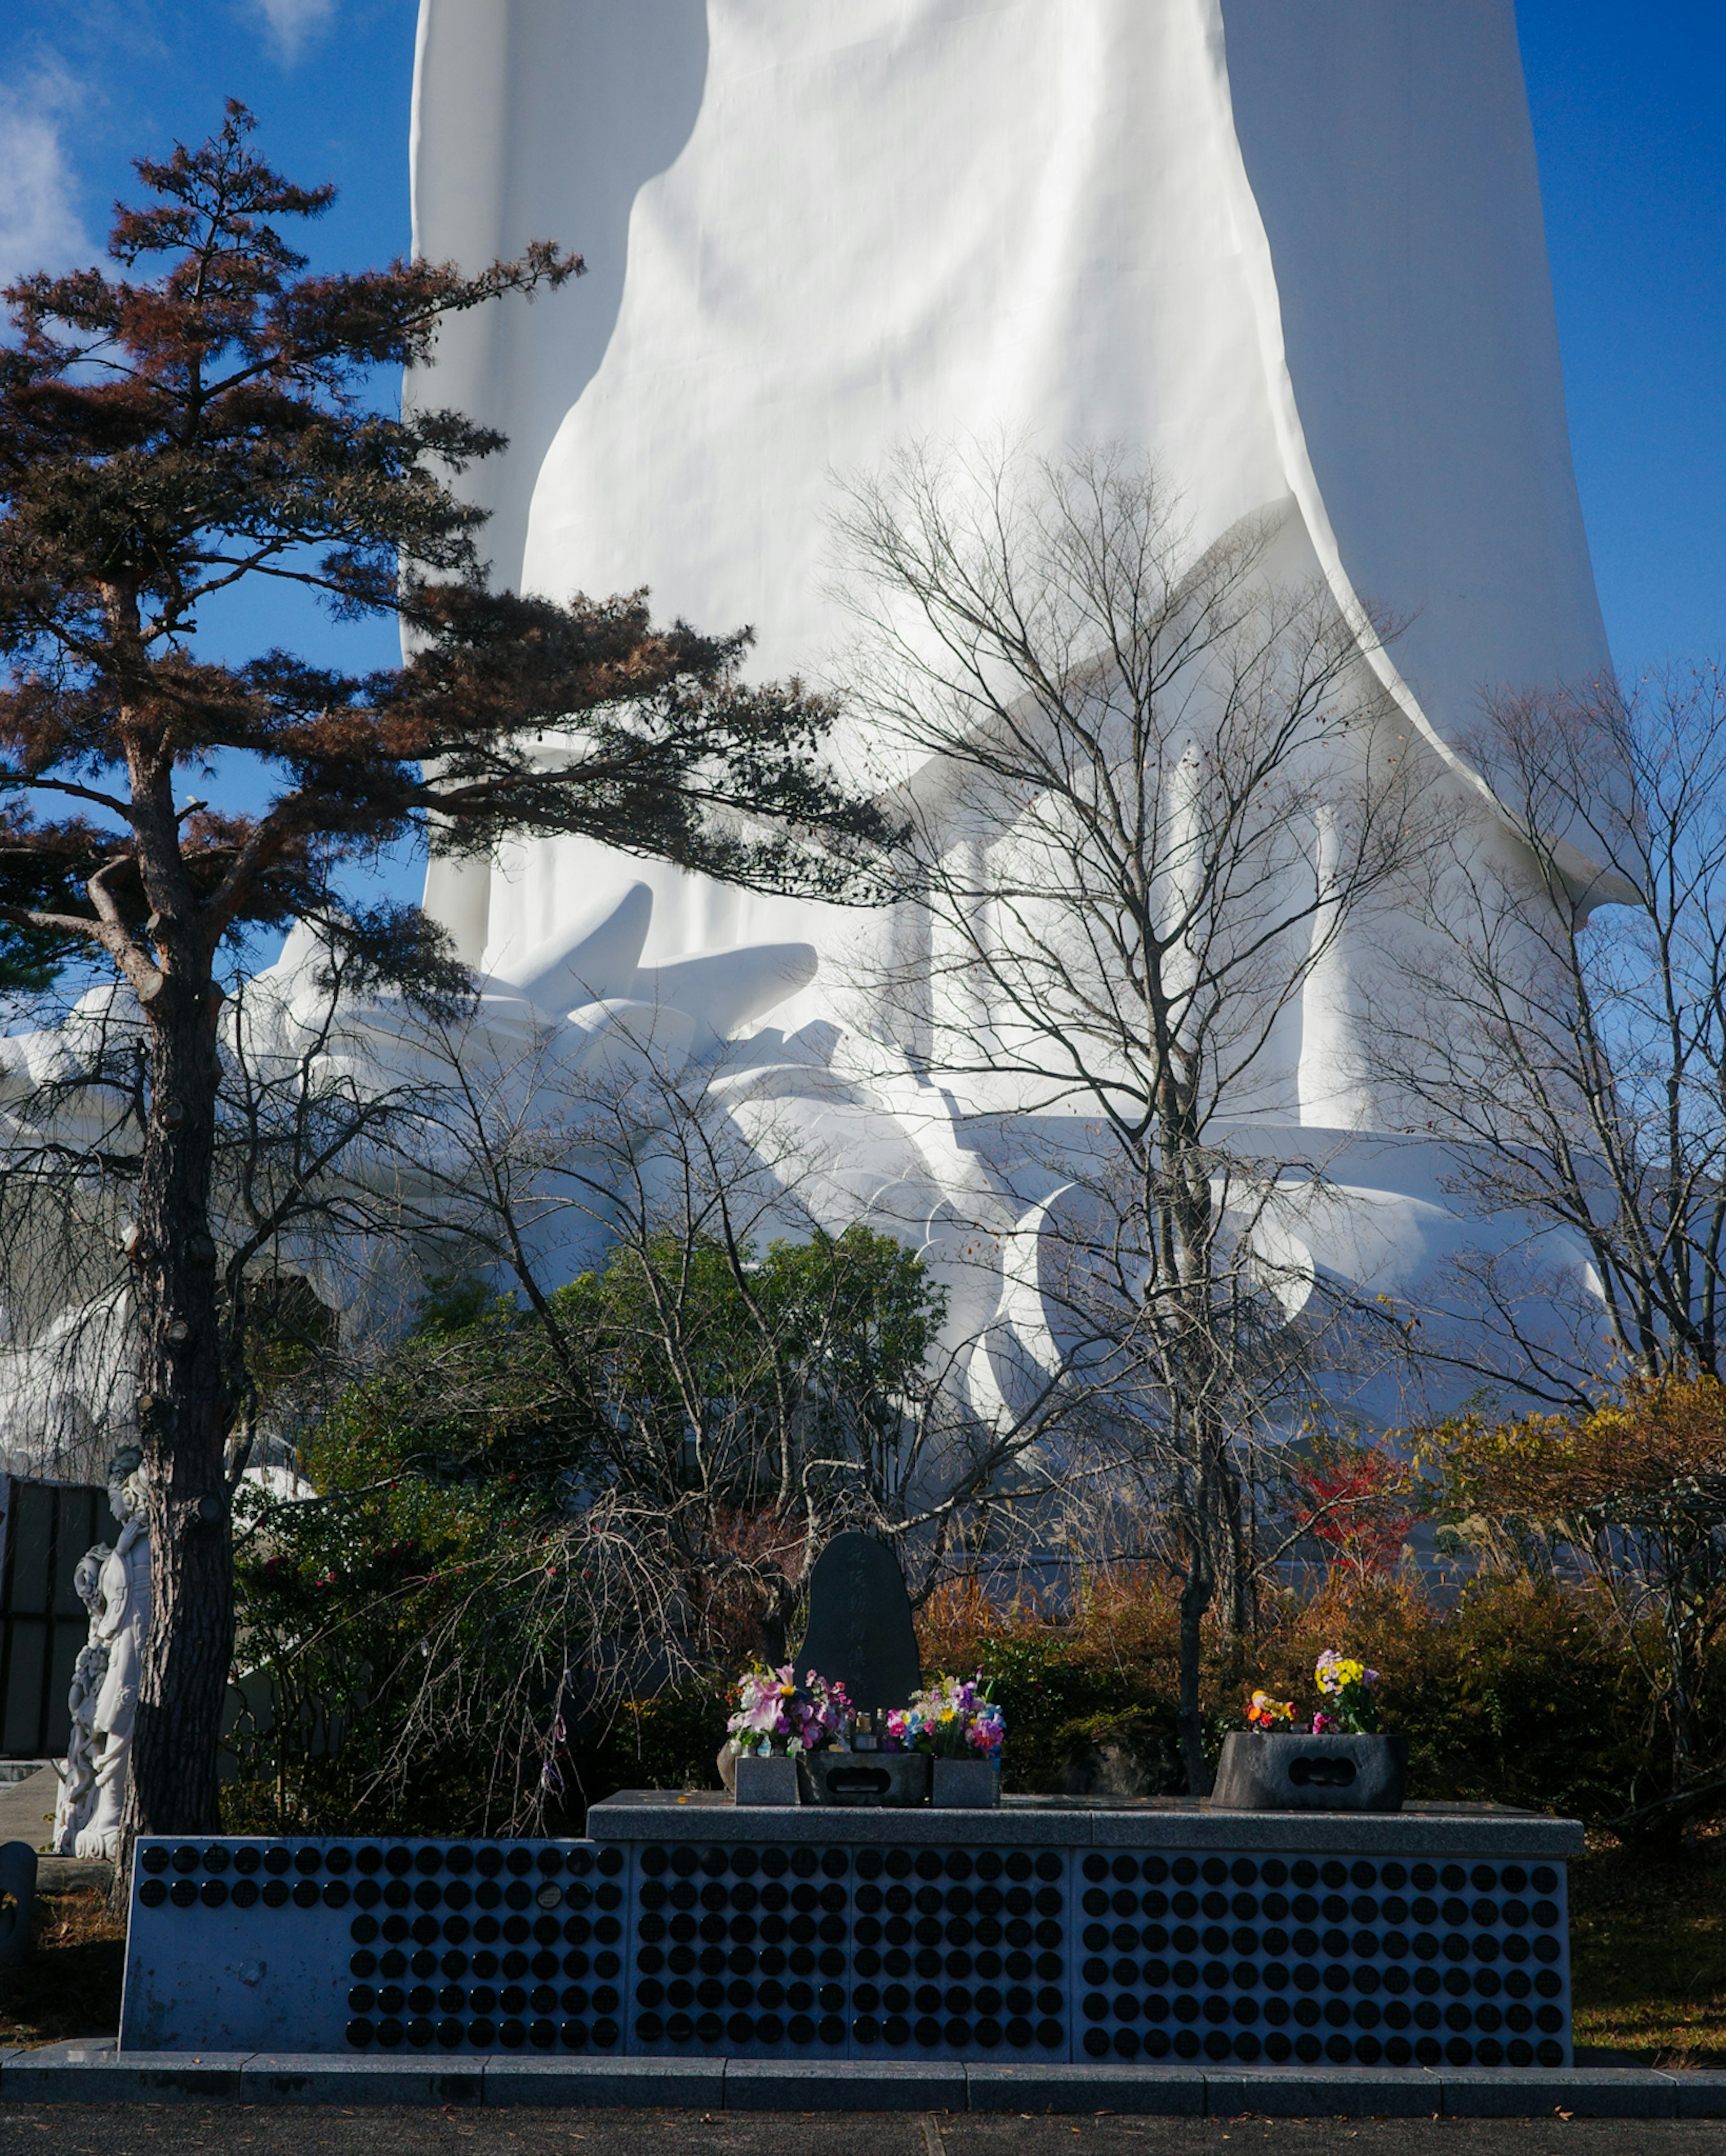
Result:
[0, 4, 1628, 1445]
[411, 0, 1610, 970]
[50, 1541, 112, 1855]
[67, 1448, 151, 1862]
[399, 0, 1622, 1403]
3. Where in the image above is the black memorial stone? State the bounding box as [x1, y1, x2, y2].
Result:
[794, 1531, 921, 1712]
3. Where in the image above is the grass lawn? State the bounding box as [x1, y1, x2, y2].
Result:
[5, 1840, 1726, 2065]
[1570, 1828, 1726, 2067]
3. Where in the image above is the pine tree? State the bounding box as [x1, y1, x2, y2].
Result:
[0, 104, 879, 1839]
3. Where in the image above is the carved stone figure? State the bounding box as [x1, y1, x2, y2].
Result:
[50, 1542, 112, 1855]
[64, 1448, 151, 1862]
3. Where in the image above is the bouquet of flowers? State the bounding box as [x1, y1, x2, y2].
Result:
[1312, 1649, 1381, 1735]
[885, 1673, 1005, 1763]
[1240, 1652, 1382, 1734]
[725, 1664, 853, 1758]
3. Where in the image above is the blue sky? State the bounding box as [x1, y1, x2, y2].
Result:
[0, 0, 418, 689]
[1517, 0, 1726, 678]
[0, 0, 1720, 913]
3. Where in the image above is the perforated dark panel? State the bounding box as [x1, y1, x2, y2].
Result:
[1071, 1850, 1570, 2071]
[626, 1838, 1070, 2060]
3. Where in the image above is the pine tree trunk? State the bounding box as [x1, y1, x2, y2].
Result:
[122, 976, 233, 1852]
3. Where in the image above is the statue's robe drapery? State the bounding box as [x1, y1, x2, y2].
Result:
[408, 0, 1611, 1011]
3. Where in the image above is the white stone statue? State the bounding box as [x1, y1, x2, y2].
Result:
[398, 0, 1622, 1403]
[64, 1448, 151, 1862]
[0, 3, 1628, 1446]
[49, 1541, 111, 1855]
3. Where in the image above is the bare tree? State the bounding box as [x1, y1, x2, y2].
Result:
[832, 445, 1427, 1787]
[1367, 664, 1726, 1403]
[0, 980, 137, 1477]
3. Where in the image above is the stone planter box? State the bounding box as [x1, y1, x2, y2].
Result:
[732, 1753, 800, 1806]
[798, 1750, 930, 1806]
[931, 1757, 999, 1808]
[1210, 1730, 1408, 1812]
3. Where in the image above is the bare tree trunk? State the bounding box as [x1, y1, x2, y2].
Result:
[1175, 1518, 1214, 1797]
[1219, 1453, 1255, 1638]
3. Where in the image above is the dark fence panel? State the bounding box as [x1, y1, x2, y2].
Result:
[0, 1476, 109, 1758]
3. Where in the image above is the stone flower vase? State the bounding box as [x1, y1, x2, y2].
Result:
[732, 1752, 800, 1806]
[931, 1756, 999, 1809]
[799, 1750, 930, 1806]
[1210, 1730, 1408, 1812]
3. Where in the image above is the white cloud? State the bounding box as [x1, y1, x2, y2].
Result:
[0, 66, 91, 288]
[249, 0, 337, 64]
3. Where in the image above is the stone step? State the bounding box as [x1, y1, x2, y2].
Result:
[2, 2045, 1721, 2117]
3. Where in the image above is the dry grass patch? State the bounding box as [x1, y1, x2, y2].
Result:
[0, 1890, 125, 2048]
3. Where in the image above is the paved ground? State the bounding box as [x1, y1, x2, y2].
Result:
[0, 1764, 114, 1894]
[0, 2108, 1714, 2156]
[0, 1767, 53, 1851]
